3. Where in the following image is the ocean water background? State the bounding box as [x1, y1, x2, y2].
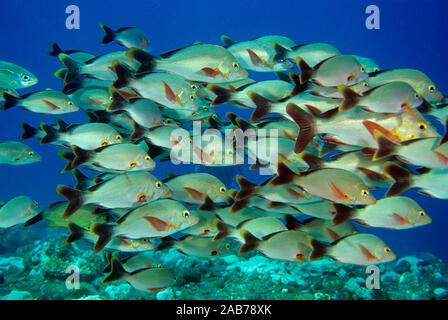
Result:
[0, 0, 447, 265]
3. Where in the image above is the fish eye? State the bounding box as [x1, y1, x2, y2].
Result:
[417, 122, 427, 131]
[129, 161, 137, 168]
[361, 189, 369, 196]
[33, 202, 39, 207]
[428, 85, 436, 93]
[182, 210, 190, 218]
[67, 100, 74, 105]
[219, 186, 226, 193]
[360, 66, 366, 72]
[100, 140, 109, 146]
[373, 67, 379, 72]
[108, 96, 113, 101]
[418, 210, 426, 217]
[384, 247, 391, 254]
[155, 181, 162, 189]
[414, 93, 420, 99]
[232, 62, 239, 69]
[28, 151, 34, 157]
[189, 94, 195, 101]
[362, 82, 369, 88]
[203, 106, 208, 111]
[190, 84, 198, 90]
[212, 114, 217, 119]
[226, 244, 230, 249]
[188, 138, 192, 144]
[164, 119, 171, 124]
[144, 155, 151, 161]
[116, 135, 122, 140]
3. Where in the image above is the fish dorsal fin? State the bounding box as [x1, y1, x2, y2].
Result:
[49, 200, 66, 209]
[261, 230, 284, 241]
[116, 207, 137, 225]
[220, 35, 237, 46]
[368, 69, 391, 77]
[87, 176, 115, 192]
[159, 45, 190, 58]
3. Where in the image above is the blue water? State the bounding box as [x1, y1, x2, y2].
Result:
[0, 0, 447, 263]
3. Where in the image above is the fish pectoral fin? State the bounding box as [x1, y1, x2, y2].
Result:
[330, 182, 350, 202]
[201, 67, 221, 78]
[184, 187, 205, 201]
[359, 244, 377, 261]
[296, 253, 304, 264]
[144, 216, 168, 232]
[163, 81, 177, 102]
[147, 286, 166, 292]
[326, 228, 341, 241]
[246, 49, 264, 67]
[392, 212, 410, 225]
[42, 99, 61, 110]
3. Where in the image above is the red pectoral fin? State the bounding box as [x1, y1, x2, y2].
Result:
[141, 37, 147, 49]
[184, 187, 205, 201]
[434, 150, 448, 165]
[330, 182, 349, 202]
[326, 228, 341, 241]
[359, 244, 377, 261]
[163, 81, 177, 102]
[144, 216, 169, 232]
[392, 212, 411, 225]
[42, 99, 61, 110]
[147, 286, 166, 292]
[83, 95, 102, 106]
[201, 67, 220, 78]
[362, 120, 399, 143]
[247, 49, 264, 66]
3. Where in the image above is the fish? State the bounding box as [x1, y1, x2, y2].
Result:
[364, 69, 443, 102]
[56, 171, 172, 217]
[352, 55, 379, 73]
[223, 216, 288, 243]
[0, 61, 38, 89]
[1, 89, 79, 115]
[384, 163, 448, 199]
[68, 143, 156, 173]
[156, 235, 234, 258]
[163, 172, 233, 204]
[239, 229, 315, 263]
[224, 38, 293, 72]
[273, 42, 341, 67]
[102, 256, 174, 292]
[285, 216, 359, 243]
[100, 24, 150, 51]
[68, 86, 111, 111]
[65, 222, 155, 252]
[90, 199, 198, 253]
[103, 253, 156, 273]
[47, 41, 95, 63]
[331, 196, 432, 229]
[126, 44, 248, 83]
[111, 62, 199, 111]
[310, 233, 397, 265]
[182, 209, 224, 237]
[39, 121, 123, 150]
[0, 141, 41, 165]
[0, 196, 42, 228]
[296, 54, 368, 87]
[270, 162, 377, 205]
[338, 81, 424, 113]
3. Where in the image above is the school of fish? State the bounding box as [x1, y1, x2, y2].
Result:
[0, 24, 446, 293]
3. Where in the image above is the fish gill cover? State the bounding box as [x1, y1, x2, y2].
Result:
[0, 0, 447, 300]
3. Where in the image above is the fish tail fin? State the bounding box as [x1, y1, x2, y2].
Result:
[290, 72, 309, 96]
[58, 53, 81, 85]
[269, 161, 296, 186]
[102, 253, 113, 273]
[111, 62, 133, 89]
[373, 131, 398, 160]
[101, 256, 127, 283]
[130, 121, 146, 140]
[383, 163, 412, 197]
[56, 149, 75, 173]
[47, 41, 64, 56]
[56, 185, 85, 218]
[272, 42, 290, 62]
[331, 203, 357, 225]
[99, 24, 115, 44]
[24, 211, 44, 227]
[299, 151, 325, 170]
[65, 222, 86, 244]
[39, 123, 60, 144]
[338, 85, 361, 112]
[19, 122, 38, 140]
[235, 176, 258, 200]
[126, 47, 158, 74]
[286, 103, 317, 153]
[248, 91, 272, 122]
[91, 223, 115, 254]
[235, 115, 256, 131]
[208, 84, 234, 106]
[238, 230, 261, 255]
[1, 91, 20, 110]
[309, 238, 329, 261]
[296, 57, 315, 84]
[214, 221, 231, 241]
[71, 169, 92, 191]
[284, 214, 303, 230]
[107, 87, 128, 111]
[71, 146, 93, 168]
[155, 237, 176, 251]
[230, 198, 250, 213]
